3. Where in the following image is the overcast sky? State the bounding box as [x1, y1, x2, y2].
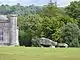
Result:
[0, 0, 79, 7]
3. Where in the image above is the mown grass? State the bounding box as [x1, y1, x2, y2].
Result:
[0, 47, 80, 60]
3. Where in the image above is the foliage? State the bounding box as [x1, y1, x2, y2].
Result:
[39, 3, 63, 18]
[41, 17, 63, 40]
[0, 3, 42, 15]
[65, 1, 80, 19]
[59, 23, 80, 47]
[19, 30, 32, 47]
[40, 3, 77, 42]
[31, 38, 40, 47]
[18, 14, 42, 46]
[65, 1, 80, 28]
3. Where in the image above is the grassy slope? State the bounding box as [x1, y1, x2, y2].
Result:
[0, 47, 80, 60]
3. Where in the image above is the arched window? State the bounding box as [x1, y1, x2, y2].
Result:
[0, 28, 3, 41]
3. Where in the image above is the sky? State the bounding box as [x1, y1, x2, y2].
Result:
[0, 0, 79, 7]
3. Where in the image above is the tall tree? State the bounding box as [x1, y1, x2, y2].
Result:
[18, 14, 42, 46]
[65, 1, 80, 29]
[60, 23, 80, 47]
[65, 1, 80, 19]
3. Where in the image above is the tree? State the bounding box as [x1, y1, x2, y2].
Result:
[41, 16, 64, 40]
[65, 1, 80, 19]
[18, 14, 42, 46]
[0, 4, 11, 14]
[39, 3, 63, 18]
[65, 1, 80, 29]
[59, 23, 80, 47]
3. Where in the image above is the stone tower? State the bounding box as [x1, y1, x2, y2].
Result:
[9, 14, 19, 46]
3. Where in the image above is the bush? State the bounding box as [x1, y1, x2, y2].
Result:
[59, 23, 80, 47]
[31, 38, 40, 47]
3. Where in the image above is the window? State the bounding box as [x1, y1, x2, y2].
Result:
[0, 29, 3, 41]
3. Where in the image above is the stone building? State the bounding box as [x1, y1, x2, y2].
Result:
[0, 14, 19, 46]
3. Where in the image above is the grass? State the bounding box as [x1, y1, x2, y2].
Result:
[0, 47, 80, 60]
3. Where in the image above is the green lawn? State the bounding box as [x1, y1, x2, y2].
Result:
[0, 47, 80, 60]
